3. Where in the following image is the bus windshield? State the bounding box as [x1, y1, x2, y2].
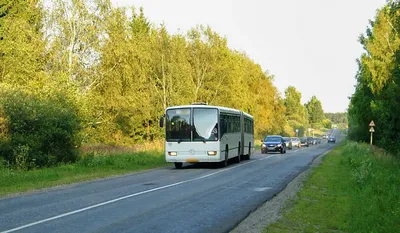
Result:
[193, 108, 218, 141]
[166, 108, 191, 142]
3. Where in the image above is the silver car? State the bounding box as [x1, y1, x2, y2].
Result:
[290, 137, 301, 148]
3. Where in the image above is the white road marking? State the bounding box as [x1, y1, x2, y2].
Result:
[2, 155, 276, 233]
[253, 187, 272, 192]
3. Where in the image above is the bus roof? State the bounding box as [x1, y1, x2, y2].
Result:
[166, 105, 253, 119]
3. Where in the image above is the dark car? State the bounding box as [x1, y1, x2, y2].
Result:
[307, 137, 314, 146]
[328, 136, 336, 143]
[261, 135, 287, 154]
[300, 137, 309, 147]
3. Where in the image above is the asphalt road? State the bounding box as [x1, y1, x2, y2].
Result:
[0, 130, 341, 233]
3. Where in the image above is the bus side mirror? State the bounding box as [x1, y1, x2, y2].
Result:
[159, 116, 164, 128]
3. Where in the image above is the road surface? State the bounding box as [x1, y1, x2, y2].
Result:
[0, 130, 341, 233]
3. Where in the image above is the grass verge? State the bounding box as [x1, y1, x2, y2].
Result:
[264, 141, 400, 233]
[0, 151, 168, 198]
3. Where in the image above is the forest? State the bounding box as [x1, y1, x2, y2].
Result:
[0, 0, 329, 168]
[348, 0, 400, 154]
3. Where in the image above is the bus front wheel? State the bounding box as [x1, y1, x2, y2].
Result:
[174, 162, 183, 169]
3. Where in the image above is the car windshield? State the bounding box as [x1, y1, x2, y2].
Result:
[265, 136, 281, 142]
[166, 108, 191, 142]
[193, 108, 218, 141]
[283, 137, 290, 142]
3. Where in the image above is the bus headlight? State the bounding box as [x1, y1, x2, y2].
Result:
[207, 151, 217, 156]
[168, 151, 177, 156]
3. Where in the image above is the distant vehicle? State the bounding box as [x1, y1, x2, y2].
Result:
[322, 134, 328, 139]
[261, 135, 287, 154]
[300, 137, 309, 147]
[328, 135, 336, 143]
[307, 137, 315, 145]
[283, 137, 293, 149]
[311, 138, 317, 145]
[160, 104, 254, 169]
[290, 137, 301, 148]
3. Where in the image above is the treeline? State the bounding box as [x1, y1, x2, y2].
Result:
[325, 113, 348, 125]
[348, 1, 400, 154]
[0, 0, 329, 168]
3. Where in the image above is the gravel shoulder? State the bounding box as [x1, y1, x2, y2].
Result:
[230, 149, 329, 233]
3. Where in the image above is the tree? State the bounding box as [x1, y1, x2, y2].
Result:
[0, 0, 47, 89]
[349, 1, 400, 153]
[47, 0, 111, 92]
[305, 96, 325, 128]
[0, 1, 319, 148]
[284, 86, 309, 136]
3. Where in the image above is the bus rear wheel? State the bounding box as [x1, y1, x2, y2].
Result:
[234, 143, 241, 163]
[174, 162, 183, 169]
[221, 147, 229, 167]
[244, 142, 251, 160]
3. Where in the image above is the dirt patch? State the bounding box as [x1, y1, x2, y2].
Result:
[230, 150, 328, 233]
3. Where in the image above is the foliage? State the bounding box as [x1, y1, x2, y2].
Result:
[0, 0, 47, 89]
[349, 1, 400, 154]
[325, 112, 348, 124]
[284, 86, 309, 137]
[0, 87, 81, 169]
[265, 142, 400, 233]
[305, 95, 325, 128]
[0, 0, 320, 154]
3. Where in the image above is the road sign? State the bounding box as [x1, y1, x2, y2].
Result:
[295, 129, 299, 133]
[369, 127, 375, 132]
[369, 120, 375, 127]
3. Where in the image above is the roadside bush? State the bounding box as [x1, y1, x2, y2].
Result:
[0, 88, 81, 169]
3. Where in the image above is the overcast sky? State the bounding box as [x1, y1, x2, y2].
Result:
[112, 0, 385, 113]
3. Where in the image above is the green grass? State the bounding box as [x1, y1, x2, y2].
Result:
[0, 151, 168, 197]
[264, 141, 400, 233]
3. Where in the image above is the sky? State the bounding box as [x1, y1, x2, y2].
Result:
[112, 0, 386, 113]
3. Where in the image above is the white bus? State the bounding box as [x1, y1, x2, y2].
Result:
[160, 103, 254, 169]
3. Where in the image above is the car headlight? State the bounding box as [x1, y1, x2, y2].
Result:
[277, 144, 282, 147]
[262, 144, 266, 148]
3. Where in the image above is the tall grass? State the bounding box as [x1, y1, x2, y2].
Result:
[265, 141, 400, 232]
[341, 142, 400, 232]
[0, 151, 168, 197]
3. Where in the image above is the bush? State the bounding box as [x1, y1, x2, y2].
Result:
[0, 88, 81, 169]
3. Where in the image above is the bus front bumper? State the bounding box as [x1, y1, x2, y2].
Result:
[166, 153, 222, 163]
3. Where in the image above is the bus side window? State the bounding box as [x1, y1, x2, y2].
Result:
[221, 119, 227, 137]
